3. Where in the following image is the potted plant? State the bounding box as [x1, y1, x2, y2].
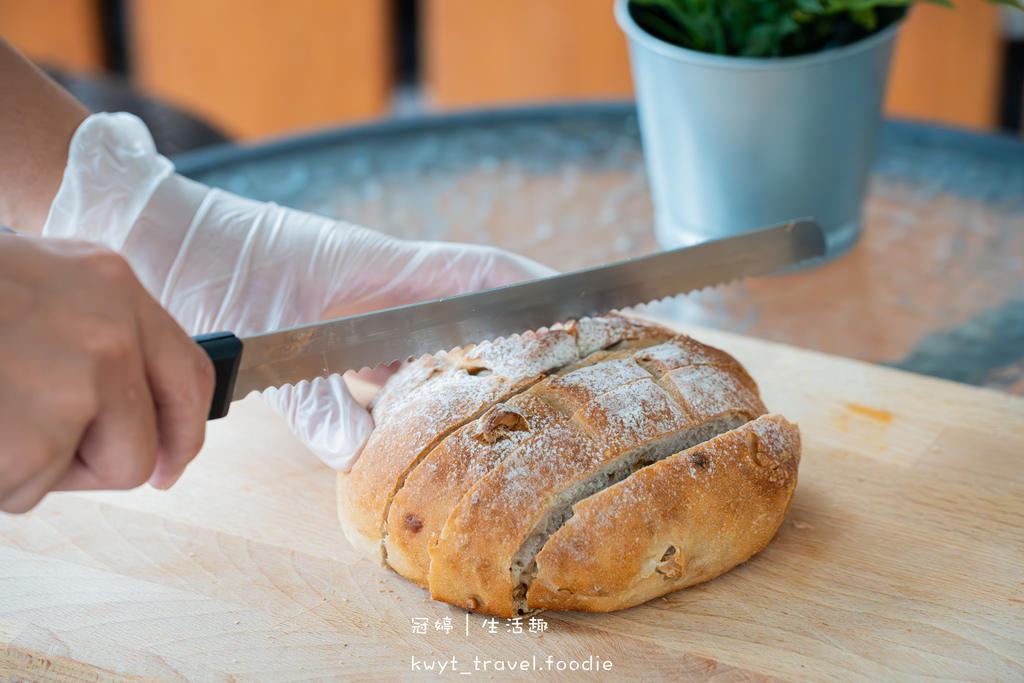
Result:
[616, 0, 1021, 256]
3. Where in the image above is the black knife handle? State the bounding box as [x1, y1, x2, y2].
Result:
[194, 332, 243, 420]
[5, 226, 242, 418]
[6, 227, 242, 418]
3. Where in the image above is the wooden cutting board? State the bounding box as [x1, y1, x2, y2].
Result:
[2, 325, 1022, 682]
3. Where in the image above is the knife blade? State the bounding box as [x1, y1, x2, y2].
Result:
[195, 220, 825, 419]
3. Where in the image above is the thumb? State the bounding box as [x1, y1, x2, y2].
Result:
[261, 375, 374, 472]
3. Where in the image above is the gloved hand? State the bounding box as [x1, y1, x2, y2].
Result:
[43, 113, 555, 475]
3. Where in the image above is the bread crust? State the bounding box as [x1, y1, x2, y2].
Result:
[337, 329, 579, 564]
[338, 317, 667, 565]
[336, 316, 800, 616]
[383, 340, 678, 589]
[384, 393, 564, 587]
[526, 414, 800, 612]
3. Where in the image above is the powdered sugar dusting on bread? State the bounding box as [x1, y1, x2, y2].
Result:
[380, 370, 509, 450]
[572, 378, 692, 454]
[345, 314, 798, 617]
[633, 337, 740, 377]
[525, 414, 800, 610]
[570, 315, 671, 357]
[382, 395, 569, 586]
[537, 357, 651, 414]
[491, 423, 604, 508]
[659, 365, 767, 423]
[465, 329, 580, 383]
[422, 394, 565, 487]
[370, 355, 443, 424]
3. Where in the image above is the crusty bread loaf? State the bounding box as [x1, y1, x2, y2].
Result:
[337, 315, 800, 617]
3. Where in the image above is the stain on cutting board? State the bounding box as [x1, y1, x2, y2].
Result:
[832, 403, 894, 450]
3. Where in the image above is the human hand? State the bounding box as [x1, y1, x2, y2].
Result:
[44, 113, 555, 473]
[257, 235, 556, 470]
[0, 234, 214, 513]
[156, 194, 555, 471]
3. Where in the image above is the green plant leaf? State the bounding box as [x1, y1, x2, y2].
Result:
[848, 6, 878, 28]
[625, 0, 1018, 59]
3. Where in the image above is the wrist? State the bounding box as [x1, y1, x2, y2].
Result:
[122, 173, 210, 302]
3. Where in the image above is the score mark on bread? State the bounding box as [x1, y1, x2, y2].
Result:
[337, 315, 800, 617]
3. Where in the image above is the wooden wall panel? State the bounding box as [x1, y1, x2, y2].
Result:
[422, 0, 633, 110]
[127, 0, 392, 140]
[424, 0, 1005, 131]
[884, 0, 1004, 131]
[0, 0, 104, 72]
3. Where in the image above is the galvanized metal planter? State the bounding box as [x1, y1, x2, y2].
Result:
[615, 0, 902, 257]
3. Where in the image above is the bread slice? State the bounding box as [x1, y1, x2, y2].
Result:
[337, 316, 800, 615]
[384, 392, 564, 587]
[384, 347, 672, 586]
[338, 317, 669, 565]
[527, 414, 799, 612]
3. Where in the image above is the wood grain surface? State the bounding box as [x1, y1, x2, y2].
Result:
[422, 0, 634, 110]
[1, 324, 1022, 681]
[126, 0, 392, 139]
[423, 0, 1003, 130]
[884, 0, 1004, 131]
[0, 0, 104, 73]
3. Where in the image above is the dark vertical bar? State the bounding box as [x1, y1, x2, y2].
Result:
[100, 0, 128, 74]
[1000, 40, 1024, 134]
[395, 0, 418, 87]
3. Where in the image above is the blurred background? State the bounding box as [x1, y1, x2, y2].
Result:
[4, 0, 1024, 152]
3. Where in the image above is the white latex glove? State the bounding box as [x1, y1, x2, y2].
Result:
[43, 113, 555, 472]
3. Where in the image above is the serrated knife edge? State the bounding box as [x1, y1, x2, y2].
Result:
[229, 220, 825, 400]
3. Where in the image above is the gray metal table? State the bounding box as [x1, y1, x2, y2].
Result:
[175, 104, 1024, 395]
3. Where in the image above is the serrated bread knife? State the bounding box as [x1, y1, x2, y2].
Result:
[195, 220, 825, 419]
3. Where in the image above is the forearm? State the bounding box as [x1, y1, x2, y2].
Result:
[0, 38, 89, 235]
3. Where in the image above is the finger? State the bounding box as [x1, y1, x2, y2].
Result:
[350, 361, 402, 388]
[53, 334, 159, 492]
[323, 244, 557, 318]
[0, 426, 79, 513]
[134, 292, 215, 490]
[262, 375, 374, 471]
[473, 247, 558, 286]
[421, 244, 557, 293]
[0, 355, 96, 511]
